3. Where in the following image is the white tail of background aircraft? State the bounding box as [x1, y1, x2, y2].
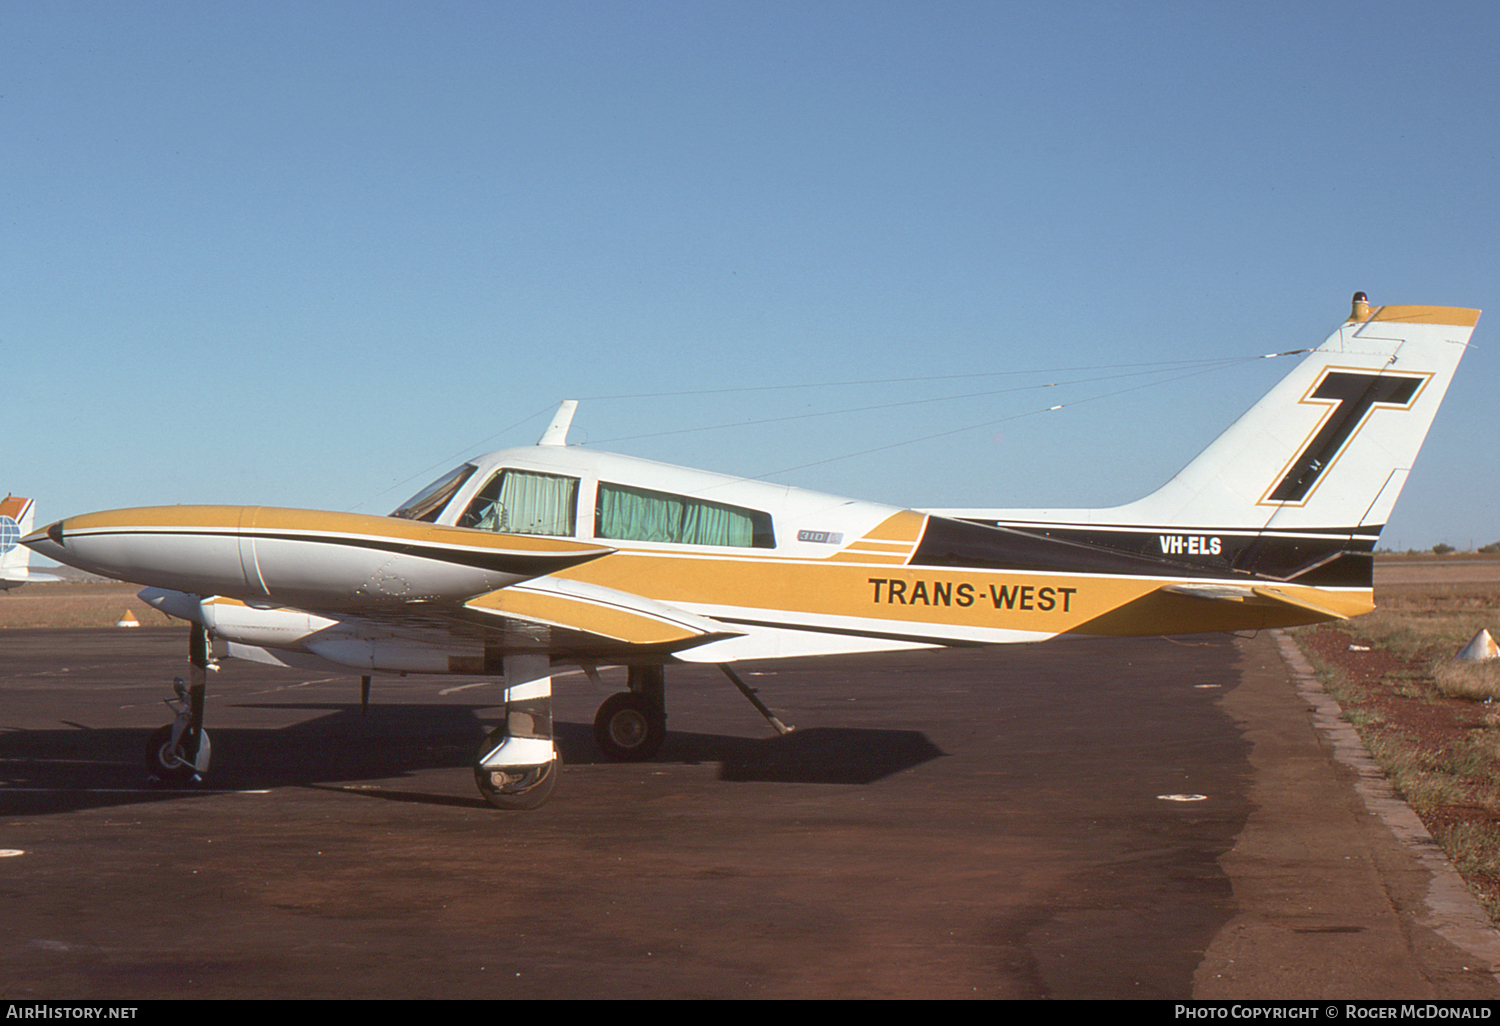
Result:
[1, 496, 63, 589]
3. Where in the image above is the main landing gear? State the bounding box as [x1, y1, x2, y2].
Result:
[587, 663, 792, 765]
[473, 660, 792, 809]
[474, 653, 561, 810]
[475, 662, 667, 810]
[593, 665, 667, 762]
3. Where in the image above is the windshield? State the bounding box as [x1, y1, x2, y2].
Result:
[389, 464, 477, 522]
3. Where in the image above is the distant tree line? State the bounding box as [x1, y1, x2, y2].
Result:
[1373, 541, 1500, 555]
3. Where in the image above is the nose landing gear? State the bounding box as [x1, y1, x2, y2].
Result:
[146, 677, 211, 783]
[147, 623, 213, 785]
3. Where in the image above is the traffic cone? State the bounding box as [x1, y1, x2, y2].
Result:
[1454, 629, 1499, 662]
[115, 609, 140, 628]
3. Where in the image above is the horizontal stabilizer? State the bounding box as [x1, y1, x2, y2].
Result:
[465, 577, 744, 651]
[1161, 582, 1350, 621]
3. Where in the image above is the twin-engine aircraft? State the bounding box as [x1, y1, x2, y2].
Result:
[24, 294, 1480, 809]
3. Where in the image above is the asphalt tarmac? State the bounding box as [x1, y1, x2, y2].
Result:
[1, 627, 1497, 999]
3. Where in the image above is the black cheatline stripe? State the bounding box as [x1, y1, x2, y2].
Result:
[968, 519, 1381, 538]
[916, 518, 1376, 587]
[713, 615, 988, 648]
[71, 528, 608, 577]
[914, 519, 1248, 579]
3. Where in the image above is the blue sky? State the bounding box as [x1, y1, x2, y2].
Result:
[6, 1, 1497, 554]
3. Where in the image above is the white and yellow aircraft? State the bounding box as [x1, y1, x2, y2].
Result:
[23, 294, 1480, 808]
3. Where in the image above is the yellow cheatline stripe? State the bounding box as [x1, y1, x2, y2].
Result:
[62, 506, 613, 557]
[466, 589, 706, 647]
[66, 506, 246, 530]
[1066, 585, 1372, 636]
[1366, 305, 1481, 326]
[856, 510, 927, 543]
[247, 507, 612, 555]
[564, 551, 1371, 636]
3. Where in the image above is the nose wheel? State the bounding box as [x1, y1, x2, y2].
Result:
[146, 721, 211, 784]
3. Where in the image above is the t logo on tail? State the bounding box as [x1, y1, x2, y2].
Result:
[1264, 369, 1428, 505]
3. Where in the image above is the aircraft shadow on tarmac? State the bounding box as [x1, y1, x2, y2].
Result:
[0, 702, 944, 814]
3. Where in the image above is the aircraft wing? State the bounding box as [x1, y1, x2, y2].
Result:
[462, 577, 745, 654]
[143, 575, 746, 672]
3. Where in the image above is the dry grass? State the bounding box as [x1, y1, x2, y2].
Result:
[1434, 660, 1500, 702]
[1291, 560, 1500, 925]
[1346, 583, 1500, 661]
[1435, 820, 1500, 923]
[1437, 821, 1500, 878]
[1340, 579, 1500, 702]
[0, 583, 180, 629]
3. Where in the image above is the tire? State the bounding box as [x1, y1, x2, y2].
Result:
[593, 691, 666, 762]
[146, 724, 210, 784]
[473, 727, 560, 810]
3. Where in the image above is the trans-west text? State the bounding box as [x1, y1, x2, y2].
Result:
[868, 578, 1077, 612]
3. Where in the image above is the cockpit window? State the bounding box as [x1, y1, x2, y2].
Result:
[389, 464, 477, 522]
[596, 482, 774, 548]
[459, 469, 579, 536]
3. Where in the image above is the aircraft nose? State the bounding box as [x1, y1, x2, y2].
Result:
[21, 520, 66, 560]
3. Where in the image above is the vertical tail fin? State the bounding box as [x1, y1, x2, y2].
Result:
[1109, 296, 1478, 533]
[928, 296, 1479, 588]
[1, 496, 39, 586]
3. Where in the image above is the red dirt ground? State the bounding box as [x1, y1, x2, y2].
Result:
[1297, 624, 1500, 917]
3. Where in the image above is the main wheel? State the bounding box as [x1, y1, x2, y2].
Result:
[146, 724, 210, 784]
[473, 727, 560, 810]
[593, 691, 666, 762]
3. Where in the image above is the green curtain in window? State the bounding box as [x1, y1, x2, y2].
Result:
[680, 499, 753, 546]
[497, 471, 577, 535]
[597, 483, 755, 546]
[462, 470, 577, 535]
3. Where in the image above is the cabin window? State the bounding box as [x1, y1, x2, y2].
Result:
[595, 482, 774, 548]
[459, 470, 579, 536]
[390, 463, 477, 522]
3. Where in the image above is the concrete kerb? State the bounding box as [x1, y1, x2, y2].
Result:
[1272, 629, 1500, 981]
